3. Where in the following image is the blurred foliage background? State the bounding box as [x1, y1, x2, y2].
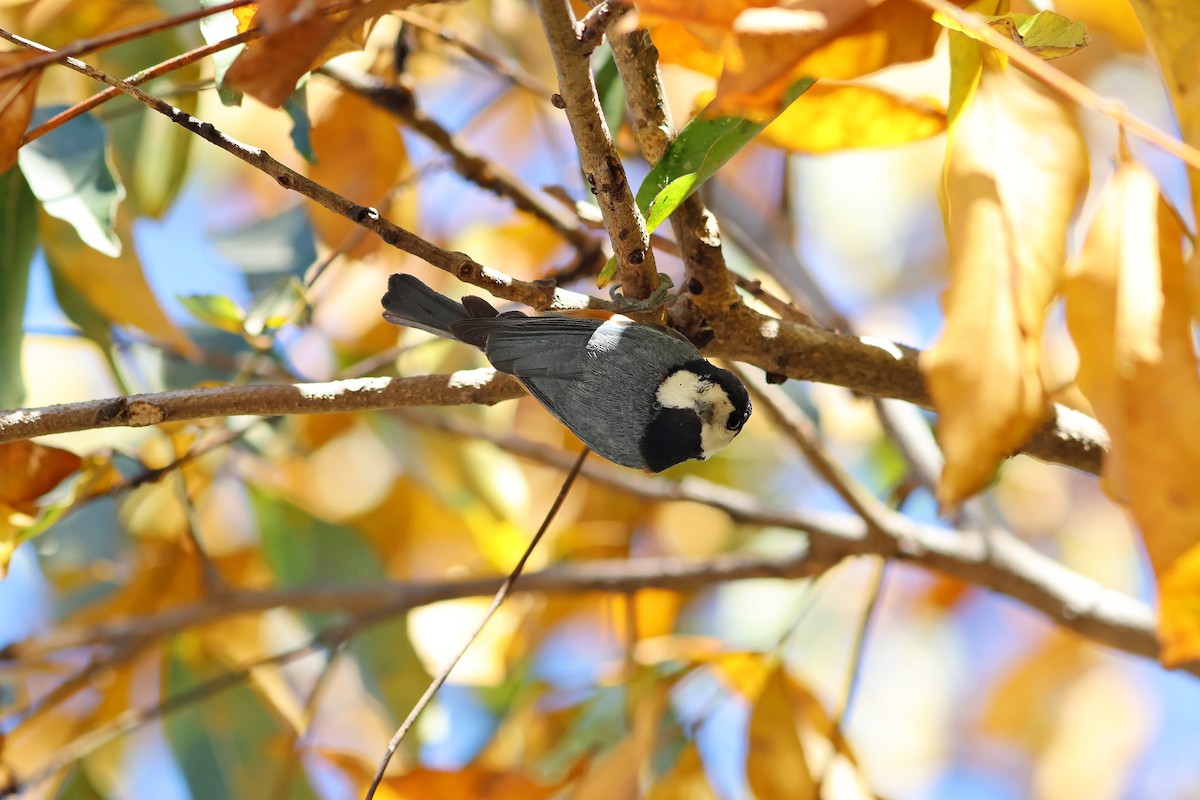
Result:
[2, 0, 1200, 798]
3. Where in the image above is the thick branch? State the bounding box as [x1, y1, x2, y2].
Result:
[0, 373, 524, 443]
[0, 30, 1109, 475]
[535, 0, 658, 299]
[706, 304, 1107, 474]
[7, 457, 1170, 672]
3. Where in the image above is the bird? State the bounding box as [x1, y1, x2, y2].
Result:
[381, 274, 751, 472]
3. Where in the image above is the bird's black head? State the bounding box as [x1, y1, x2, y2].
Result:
[639, 360, 752, 472]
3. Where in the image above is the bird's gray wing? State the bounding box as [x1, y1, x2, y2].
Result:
[448, 316, 605, 380]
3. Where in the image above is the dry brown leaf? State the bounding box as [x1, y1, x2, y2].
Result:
[226, 0, 427, 107]
[0, 441, 81, 509]
[746, 666, 816, 799]
[0, 52, 40, 173]
[0, 440, 81, 575]
[308, 89, 408, 257]
[225, 0, 345, 107]
[922, 62, 1087, 506]
[760, 82, 946, 153]
[1064, 155, 1200, 665]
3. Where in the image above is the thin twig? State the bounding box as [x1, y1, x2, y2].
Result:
[363, 447, 589, 800]
[394, 9, 554, 98]
[269, 641, 349, 800]
[816, 560, 888, 792]
[0, 28, 597, 313]
[1, 621, 349, 798]
[0, 0, 255, 83]
[317, 63, 601, 266]
[915, 0, 1200, 175]
[732, 365, 897, 539]
[22, 29, 254, 144]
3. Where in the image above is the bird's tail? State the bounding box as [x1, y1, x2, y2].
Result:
[381, 274, 476, 338]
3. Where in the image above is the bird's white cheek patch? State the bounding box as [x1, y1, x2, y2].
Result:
[657, 370, 741, 458]
[700, 395, 738, 458]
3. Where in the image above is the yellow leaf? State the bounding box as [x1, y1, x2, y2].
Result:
[944, 0, 1008, 126]
[0, 52, 40, 173]
[788, 0, 954, 80]
[1158, 544, 1200, 666]
[1055, 0, 1145, 51]
[308, 89, 408, 258]
[641, 0, 954, 118]
[980, 632, 1092, 750]
[645, 744, 717, 800]
[1127, 1, 1200, 217]
[746, 666, 816, 800]
[42, 211, 197, 359]
[922, 63, 1087, 506]
[384, 767, 568, 800]
[568, 735, 640, 800]
[760, 82, 946, 153]
[1064, 155, 1200, 665]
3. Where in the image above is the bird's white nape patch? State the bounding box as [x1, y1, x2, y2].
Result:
[656, 369, 739, 458]
[586, 317, 631, 354]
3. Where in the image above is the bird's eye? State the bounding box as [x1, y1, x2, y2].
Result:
[727, 408, 748, 431]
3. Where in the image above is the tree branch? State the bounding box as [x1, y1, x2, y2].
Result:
[535, 0, 659, 299]
[0, 29, 600, 313]
[6, 428, 1171, 674]
[0, 373, 524, 443]
[316, 63, 602, 271]
[0, 29, 1109, 476]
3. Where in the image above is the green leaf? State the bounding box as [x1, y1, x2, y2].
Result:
[104, 27, 199, 217]
[178, 294, 247, 334]
[244, 275, 307, 337]
[935, 8, 1089, 60]
[634, 78, 815, 222]
[0, 167, 36, 409]
[644, 173, 701, 233]
[211, 205, 317, 290]
[993, 11, 1090, 59]
[252, 489, 382, 587]
[48, 263, 121, 384]
[601, 79, 813, 287]
[163, 638, 320, 800]
[18, 108, 125, 256]
[199, 0, 245, 106]
[52, 767, 106, 800]
[594, 46, 626, 139]
[285, 80, 315, 163]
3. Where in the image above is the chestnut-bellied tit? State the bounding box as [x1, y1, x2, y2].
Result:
[381, 274, 752, 472]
